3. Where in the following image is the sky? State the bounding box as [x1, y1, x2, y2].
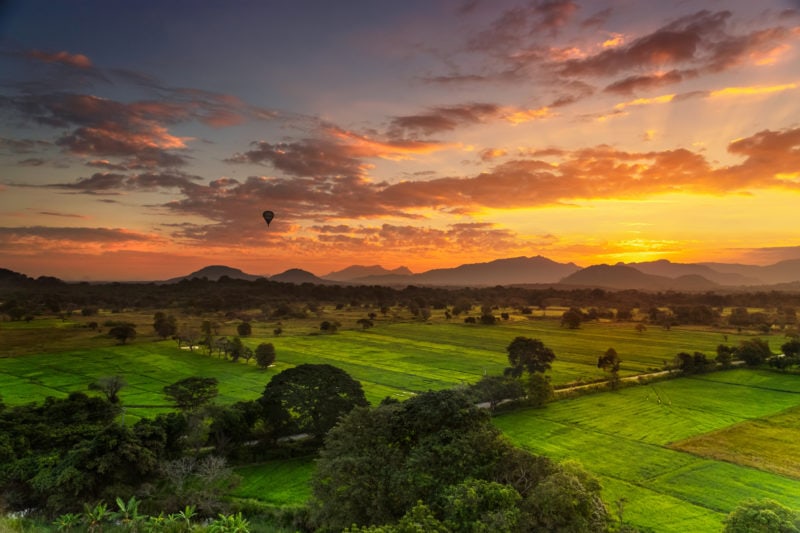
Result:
[1, 0, 800, 281]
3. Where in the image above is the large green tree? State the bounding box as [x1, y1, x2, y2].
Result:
[258, 364, 367, 440]
[311, 389, 607, 532]
[504, 337, 555, 378]
[723, 498, 799, 533]
[163, 377, 219, 412]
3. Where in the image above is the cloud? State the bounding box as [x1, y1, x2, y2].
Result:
[228, 126, 447, 177]
[36, 211, 89, 219]
[0, 137, 50, 154]
[604, 70, 692, 95]
[0, 226, 158, 245]
[388, 103, 502, 136]
[43, 171, 203, 195]
[558, 10, 797, 91]
[27, 49, 92, 69]
[560, 11, 730, 77]
[469, 0, 579, 54]
[161, 126, 800, 241]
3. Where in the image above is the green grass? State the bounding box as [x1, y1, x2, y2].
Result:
[0, 312, 771, 414]
[672, 404, 800, 479]
[231, 457, 315, 505]
[493, 369, 800, 533]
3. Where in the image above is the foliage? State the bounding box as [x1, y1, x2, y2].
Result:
[561, 307, 584, 329]
[311, 388, 605, 532]
[597, 348, 621, 388]
[163, 377, 219, 411]
[153, 312, 177, 340]
[504, 336, 556, 378]
[723, 498, 799, 533]
[467, 375, 525, 410]
[109, 323, 137, 344]
[736, 338, 772, 367]
[237, 322, 252, 337]
[259, 364, 368, 440]
[88, 375, 127, 404]
[254, 342, 276, 370]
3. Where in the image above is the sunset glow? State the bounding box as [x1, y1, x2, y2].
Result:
[1, 1, 799, 280]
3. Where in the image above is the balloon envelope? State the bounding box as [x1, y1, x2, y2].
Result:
[262, 210, 274, 226]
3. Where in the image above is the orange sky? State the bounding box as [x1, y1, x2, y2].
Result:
[1, 1, 800, 280]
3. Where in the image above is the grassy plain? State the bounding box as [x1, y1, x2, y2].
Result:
[493, 369, 800, 532]
[2, 308, 798, 531]
[0, 309, 753, 410]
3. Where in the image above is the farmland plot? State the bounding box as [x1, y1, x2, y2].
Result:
[493, 369, 800, 532]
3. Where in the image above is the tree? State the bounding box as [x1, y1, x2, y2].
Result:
[468, 375, 525, 411]
[153, 312, 177, 339]
[561, 307, 583, 329]
[716, 344, 735, 369]
[229, 336, 244, 362]
[723, 498, 799, 533]
[236, 322, 252, 336]
[108, 323, 136, 345]
[505, 337, 555, 378]
[357, 318, 374, 330]
[88, 375, 127, 404]
[259, 364, 368, 440]
[164, 377, 219, 412]
[736, 338, 772, 367]
[311, 389, 508, 530]
[254, 342, 276, 370]
[525, 461, 609, 532]
[597, 348, 621, 389]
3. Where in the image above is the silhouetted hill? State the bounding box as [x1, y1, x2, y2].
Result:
[700, 259, 800, 285]
[349, 256, 580, 286]
[271, 268, 333, 284]
[324, 265, 413, 282]
[559, 264, 718, 291]
[0, 268, 33, 287]
[627, 259, 759, 286]
[163, 265, 262, 283]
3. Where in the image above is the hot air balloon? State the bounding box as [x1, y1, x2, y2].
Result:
[262, 210, 274, 227]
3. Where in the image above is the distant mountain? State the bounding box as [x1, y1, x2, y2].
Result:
[0, 268, 33, 288]
[348, 256, 580, 286]
[626, 260, 759, 286]
[559, 264, 719, 291]
[324, 264, 413, 282]
[416, 256, 580, 286]
[163, 265, 262, 283]
[700, 259, 800, 285]
[270, 268, 333, 284]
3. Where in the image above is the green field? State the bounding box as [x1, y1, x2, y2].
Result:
[0, 313, 754, 411]
[2, 311, 797, 531]
[493, 369, 800, 532]
[231, 458, 315, 506]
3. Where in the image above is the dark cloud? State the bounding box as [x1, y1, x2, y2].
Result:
[227, 126, 445, 178]
[581, 8, 612, 29]
[388, 103, 502, 137]
[0, 137, 50, 154]
[227, 139, 364, 178]
[17, 158, 45, 166]
[561, 11, 730, 77]
[603, 69, 694, 94]
[0, 226, 155, 244]
[37, 211, 88, 219]
[44, 171, 202, 195]
[469, 0, 579, 53]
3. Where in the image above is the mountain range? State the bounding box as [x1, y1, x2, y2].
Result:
[157, 256, 800, 291]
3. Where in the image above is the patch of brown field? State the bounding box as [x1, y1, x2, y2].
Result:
[670, 404, 800, 480]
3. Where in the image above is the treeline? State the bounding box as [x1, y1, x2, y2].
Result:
[2, 268, 800, 325]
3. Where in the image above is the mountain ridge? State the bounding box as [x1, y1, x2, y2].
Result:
[5, 256, 800, 288]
